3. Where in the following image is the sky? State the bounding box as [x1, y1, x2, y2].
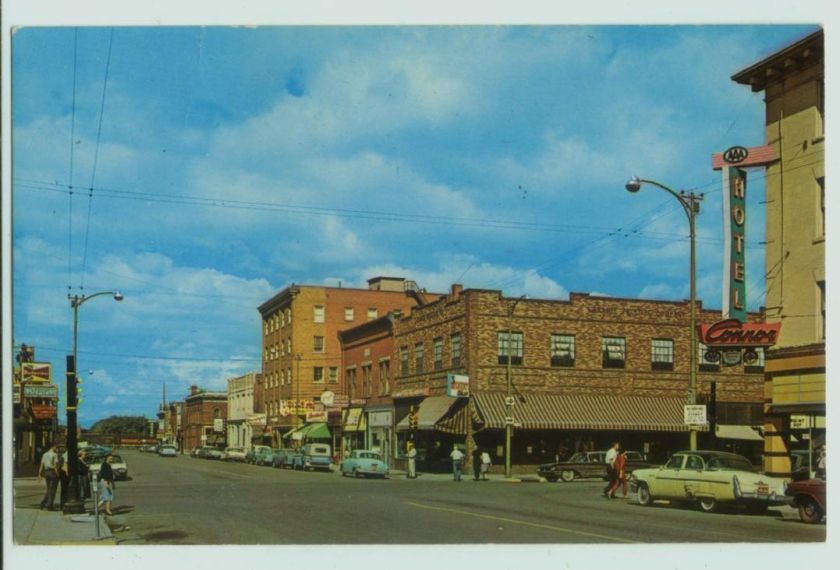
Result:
[6, 20, 823, 427]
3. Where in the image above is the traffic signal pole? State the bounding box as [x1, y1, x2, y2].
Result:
[63, 354, 85, 514]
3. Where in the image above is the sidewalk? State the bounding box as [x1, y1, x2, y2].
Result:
[12, 477, 116, 545]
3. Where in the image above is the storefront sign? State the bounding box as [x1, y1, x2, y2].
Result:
[319, 390, 335, 407]
[697, 319, 781, 347]
[392, 386, 430, 398]
[343, 407, 364, 429]
[447, 374, 470, 397]
[213, 418, 224, 433]
[368, 410, 393, 427]
[30, 404, 56, 420]
[13, 384, 22, 404]
[278, 399, 316, 416]
[23, 384, 58, 398]
[21, 362, 52, 383]
[722, 166, 748, 322]
[684, 405, 707, 426]
[306, 411, 328, 423]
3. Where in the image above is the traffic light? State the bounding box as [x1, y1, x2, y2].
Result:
[408, 406, 418, 431]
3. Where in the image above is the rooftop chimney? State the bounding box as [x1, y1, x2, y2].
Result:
[451, 284, 463, 297]
[190, 385, 199, 396]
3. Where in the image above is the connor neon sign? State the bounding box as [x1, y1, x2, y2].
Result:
[697, 319, 780, 347]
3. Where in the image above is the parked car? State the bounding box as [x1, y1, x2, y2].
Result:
[220, 447, 245, 462]
[786, 477, 826, 523]
[250, 446, 275, 466]
[158, 445, 178, 457]
[207, 447, 225, 460]
[89, 454, 129, 480]
[629, 450, 790, 513]
[272, 449, 296, 469]
[538, 450, 652, 482]
[300, 443, 332, 472]
[340, 450, 389, 478]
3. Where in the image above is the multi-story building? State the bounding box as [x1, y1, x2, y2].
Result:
[12, 345, 58, 476]
[226, 371, 263, 450]
[389, 285, 766, 472]
[167, 401, 184, 451]
[183, 385, 228, 451]
[257, 276, 438, 446]
[732, 29, 825, 477]
[337, 312, 400, 465]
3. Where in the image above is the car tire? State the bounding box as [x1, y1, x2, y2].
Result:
[698, 497, 718, 513]
[637, 483, 653, 507]
[354, 469, 362, 478]
[798, 498, 823, 524]
[560, 470, 575, 482]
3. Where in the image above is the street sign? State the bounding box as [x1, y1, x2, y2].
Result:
[504, 396, 516, 406]
[684, 405, 708, 425]
[504, 416, 515, 425]
[446, 374, 470, 397]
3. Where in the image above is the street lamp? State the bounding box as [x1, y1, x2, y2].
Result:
[63, 290, 123, 514]
[625, 177, 702, 451]
[505, 294, 526, 478]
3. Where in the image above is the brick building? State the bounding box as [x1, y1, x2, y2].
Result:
[257, 277, 438, 447]
[183, 385, 228, 451]
[337, 312, 400, 465]
[388, 285, 766, 473]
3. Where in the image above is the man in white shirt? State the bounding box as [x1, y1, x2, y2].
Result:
[450, 445, 465, 481]
[37, 442, 60, 510]
[603, 442, 620, 498]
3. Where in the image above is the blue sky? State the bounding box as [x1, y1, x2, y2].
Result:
[8, 23, 821, 427]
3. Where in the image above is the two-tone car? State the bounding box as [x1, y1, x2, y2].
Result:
[246, 445, 275, 466]
[221, 447, 247, 462]
[89, 454, 129, 480]
[538, 450, 652, 482]
[785, 477, 826, 524]
[629, 450, 789, 513]
[340, 450, 389, 478]
[300, 443, 332, 472]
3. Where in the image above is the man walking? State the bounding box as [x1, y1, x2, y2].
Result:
[406, 441, 417, 479]
[472, 447, 482, 481]
[603, 441, 620, 498]
[37, 442, 60, 510]
[450, 445, 465, 481]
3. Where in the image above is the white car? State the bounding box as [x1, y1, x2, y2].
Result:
[88, 454, 129, 480]
[158, 445, 178, 457]
[221, 447, 247, 462]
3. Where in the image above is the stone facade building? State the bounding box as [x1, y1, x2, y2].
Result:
[226, 372, 264, 450]
[388, 286, 766, 472]
[183, 385, 228, 451]
[257, 277, 438, 446]
[732, 29, 825, 476]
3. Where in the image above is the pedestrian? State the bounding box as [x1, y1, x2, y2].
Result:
[816, 444, 826, 479]
[472, 447, 482, 481]
[407, 442, 417, 479]
[450, 445, 465, 481]
[37, 442, 60, 511]
[603, 441, 620, 498]
[608, 450, 628, 498]
[57, 444, 69, 510]
[97, 454, 116, 516]
[480, 450, 492, 481]
[78, 450, 91, 500]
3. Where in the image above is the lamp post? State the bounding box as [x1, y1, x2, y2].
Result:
[64, 290, 123, 514]
[505, 294, 526, 478]
[625, 177, 702, 451]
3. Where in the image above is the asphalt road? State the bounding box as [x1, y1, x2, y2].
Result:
[104, 449, 825, 545]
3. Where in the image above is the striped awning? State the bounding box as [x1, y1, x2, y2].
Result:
[472, 392, 701, 432]
[715, 424, 764, 441]
[396, 395, 458, 431]
[435, 401, 470, 435]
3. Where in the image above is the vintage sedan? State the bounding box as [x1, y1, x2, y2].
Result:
[629, 450, 789, 513]
[89, 454, 129, 481]
[221, 447, 247, 462]
[272, 449, 296, 469]
[158, 445, 178, 457]
[340, 450, 389, 478]
[538, 451, 652, 482]
[786, 477, 826, 524]
[248, 446, 275, 466]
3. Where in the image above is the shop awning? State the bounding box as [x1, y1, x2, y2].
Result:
[472, 392, 702, 432]
[396, 395, 459, 431]
[282, 422, 331, 440]
[435, 401, 471, 435]
[715, 424, 764, 441]
[342, 407, 366, 432]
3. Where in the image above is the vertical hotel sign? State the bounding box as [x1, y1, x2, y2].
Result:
[712, 145, 778, 322]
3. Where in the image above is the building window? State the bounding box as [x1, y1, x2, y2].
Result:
[698, 343, 720, 372]
[313, 367, 324, 383]
[497, 332, 523, 365]
[329, 367, 338, 384]
[433, 338, 443, 370]
[287, 367, 292, 384]
[279, 311, 284, 328]
[414, 343, 425, 373]
[367, 308, 378, 321]
[744, 347, 765, 373]
[550, 334, 575, 367]
[400, 346, 409, 376]
[280, 369, 286, 386]
[213, 408, 221, 419]
[651, 339, 674, 371]
[602, 336, 625, 369]
[451, 333, 462, 367]
[379, 359, 390, 395]
[314, 336, 324, 352]
[345, 307, 354, 321]
[264, 321, 269, 335]
[313, 305, 325, 323]
[818, 177, 825, 238]
[285, 308, 292, 324]
[346, 368, 356, 399]
[362, 365, 372, 397]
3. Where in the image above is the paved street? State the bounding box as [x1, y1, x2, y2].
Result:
[34, 449, 823, 545]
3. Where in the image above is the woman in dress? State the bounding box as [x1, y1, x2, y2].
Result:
[97, 454, 115, 516]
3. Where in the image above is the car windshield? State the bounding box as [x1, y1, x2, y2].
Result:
[110, 455, 123, 463]
[625, 452, 644, 461]
[359, 452, 380, 459]
[568, 453, 587, 463]
[706, 456, 753, 471]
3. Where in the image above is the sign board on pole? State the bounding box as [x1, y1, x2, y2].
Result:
[684, 405, 708, 426]
[21, 362, 52, 383]
[23, 384, 59, 398]
[446, 374, 470, 397]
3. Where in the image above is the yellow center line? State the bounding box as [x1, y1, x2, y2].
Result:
[405, 501, 635, 543]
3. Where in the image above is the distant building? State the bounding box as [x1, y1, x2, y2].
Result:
[226, 372, 264, 450]
[257, 277, 439, 447]
[183, 385, 228, 451]
[732, 29, 825, 476]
